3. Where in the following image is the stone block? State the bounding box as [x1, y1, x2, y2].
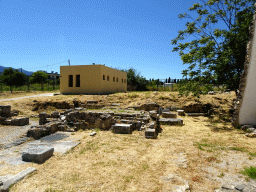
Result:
[22, 146, 54, 164]
[162, 112, 177, 118]
[87, 100, 98, 104]
[162, 108, 170, 113]
[145, 128, 157, 139]
[111, 123, 132, 134]
[11, 117, 29, 126]
[51, 111, 60, 118]
[186, 113, 206, 116]
[90, 132, 97, 136]
[177, 110, 185, 116]
[39, 112, 47, 125]
[0, 105, 11, 116]
[159, 118, 183, 125]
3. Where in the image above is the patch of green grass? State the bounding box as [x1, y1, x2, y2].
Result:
[240, 166, 256, 179]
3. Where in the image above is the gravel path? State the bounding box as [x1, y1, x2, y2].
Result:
[0, 93, 57, 102]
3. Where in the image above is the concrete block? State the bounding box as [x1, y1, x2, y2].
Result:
[22, 146, 54, 164]
[159, 118, 183, 125]
[111, 123, 132, 134]
[145, 128, 157, 139]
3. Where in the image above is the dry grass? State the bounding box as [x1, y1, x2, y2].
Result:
[3, 91, 254, 191]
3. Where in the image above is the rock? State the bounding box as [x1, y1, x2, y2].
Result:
[87, 100, 98, 104]
[208, 91, 216, 95]
[0, 105, 11, 116]
[162, 112, 177, 118]
[235, 184, 247, 191]
[159, 118, 183, 126]
[39, 112, 47, 125]
[241, 125, 252, 130]
[22, 146, 54, 164]
[90, 132, 97, 136]
[247, 128, 256, 132]
[162, 108, 170, 113]
[177, 110, 185, 116]
[222, 184, 235, 190]
[0, 181, 3, 186]
[111, 123, 132, 134]
[51, 111, 60, 118]
[149, 110, 158, 120]
[186, 113, 206, 116]
[145, 128, 157, 139]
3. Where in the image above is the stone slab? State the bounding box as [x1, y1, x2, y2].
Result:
[111, 123, 132, 134]
[162, 112, 177, 118]
[186, 113, 206, 116]
[0, 167, 36, 192]
[22, 146, 54, 164]
[159, 118, 183, 125]
[145, 128, 156, 139]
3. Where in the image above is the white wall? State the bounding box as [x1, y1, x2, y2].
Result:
[239, 18, 256, 125]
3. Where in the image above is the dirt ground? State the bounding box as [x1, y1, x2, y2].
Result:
[1, 91, 255, 191]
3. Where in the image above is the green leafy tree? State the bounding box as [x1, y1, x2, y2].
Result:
[172, 0, 255, 96]
[30, 71, 49, 84]
[0, 68, 28, 87]
[121, 68, 148, 91]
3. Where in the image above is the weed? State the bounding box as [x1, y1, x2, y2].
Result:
[218, 172, 224, 178]
[240, 166, 256, 179]
[128, 93, 139, 99]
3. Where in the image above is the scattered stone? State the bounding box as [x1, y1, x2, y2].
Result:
[22, 146, 54, 164]
[247, 128, 255, 132]
[161, 174, 190, 192]
[241, 125, 252, 130]
[182, 103, 212, 113]
[208, 91, 216, 95]
[90, 132, 97, 136]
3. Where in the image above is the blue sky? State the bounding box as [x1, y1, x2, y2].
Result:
[1, 0, 203, 80]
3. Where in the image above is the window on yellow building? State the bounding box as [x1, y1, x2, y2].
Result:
[103, 75, 105, 80]
[76, 75, 80, 87]
[113, 77, 115, 82]
[107, 76, 109, 81]
[122, 78, 123, 83]
[68, 75, 73, 87]
[116, 77, 118, 82]
[124, 79, 126, 83]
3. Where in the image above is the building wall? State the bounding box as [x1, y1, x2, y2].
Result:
[101, 65, 127, 94]
[238, 14, 256, 125]
[60, 65, 101, 94]
[60, 65, 127, 94]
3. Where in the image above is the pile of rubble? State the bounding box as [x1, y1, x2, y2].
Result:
[0, 105, 29, 126]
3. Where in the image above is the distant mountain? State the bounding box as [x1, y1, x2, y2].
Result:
[0, 66, 34, 76]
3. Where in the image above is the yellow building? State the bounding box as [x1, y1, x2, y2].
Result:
[60, 64, 127, 94]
